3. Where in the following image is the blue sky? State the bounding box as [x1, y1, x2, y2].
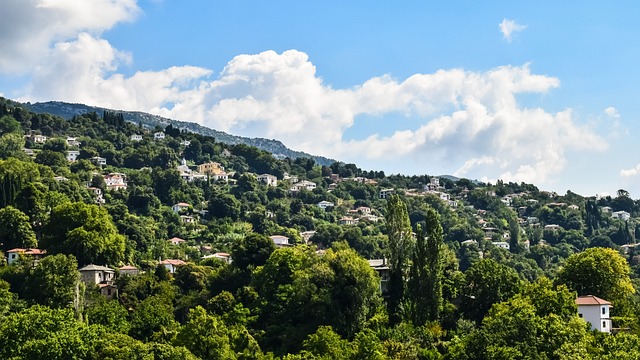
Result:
[1, 1, 640, 197]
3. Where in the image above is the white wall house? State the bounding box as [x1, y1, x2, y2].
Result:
[257, 174, 278, 187]
[66, 150, 80, 162]
[317, 201, 334, 210]
[131, 134, 143, 141]
[576, 295, 612, 333]
[154, 132, 165, 140]
[612, 211, 631, 221]
[270, 235, 290, 247]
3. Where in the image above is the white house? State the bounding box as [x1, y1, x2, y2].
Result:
[612, 211, 631, 221]
[339, 216, 358, 225]
[270, 235, 290, 247]
[180, 140, 191, 146]
[130, 134, 143, 141]
[257, 174, 278, 186]
[5, 248, 46, 265]
[66, 137, 81, 147]
[154, 132, 165, 140]
[160, 259, 186, 273]
[379, 188, 395, 199]
[317, 201, 335, 210]
[90, 156, 107, 166]
[300, 230, 316, 244]
[576, 295, 612, 333]
[172, 202, 190, 213]
[104, 173, 127, 191]
[290, 180, 316, 192]
[180, 215, 196, 224]
[168, 237, 186, 246]
[492, 241, 510, 250]
[66, 150, 80, 162]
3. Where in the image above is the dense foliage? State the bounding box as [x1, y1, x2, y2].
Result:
[1, 96, 640, 358]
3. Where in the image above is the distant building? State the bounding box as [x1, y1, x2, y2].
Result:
[368, 259, 390, 295]
[5, 248, 46, 266]
[270, 235, 290, 247]
[612, 211, 631, 221]
[159, 259, 186, 273]
[79, 264, 115, 287]
[379, 188, 394, 199]
[172, 202, 190, 213]
[317, 201, 335, 210]
[66, 150, 80, 162]
[119, 265, 140, 276]
[492, 241, 510, 250]
[130, 134, 143, 141]
[168, 237, 186, 246]
[257, 174, 278, 187]
[89, 156, 107, 166]
[154, 132, 165, 140]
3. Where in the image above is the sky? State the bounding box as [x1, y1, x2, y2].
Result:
[1, 0, 639, 197]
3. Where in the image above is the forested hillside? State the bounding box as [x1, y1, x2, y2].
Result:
[2, 96, 640, 359]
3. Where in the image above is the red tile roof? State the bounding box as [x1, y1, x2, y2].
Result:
[576, 295, 611, 306]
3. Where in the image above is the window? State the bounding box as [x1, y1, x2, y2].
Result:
[578, 313, 583, 318]
[602, 307, 606, 315]
[603, 321, 606, 328]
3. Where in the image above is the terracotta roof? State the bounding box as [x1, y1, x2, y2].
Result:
[160, 259, 187, 266]
[576, 295, 612, 306]
[168, 237, 186, 243]
[6, 248, 46, 255]
[119, 265, 138, 270]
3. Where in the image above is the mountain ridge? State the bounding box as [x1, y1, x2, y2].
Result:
[24, 100, 336, 166]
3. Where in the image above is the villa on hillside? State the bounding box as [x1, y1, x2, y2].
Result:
[576, 295, 612, 333]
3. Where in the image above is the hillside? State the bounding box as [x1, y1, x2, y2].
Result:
[25, 100, 336, 166]
[0, 97, 640, 358]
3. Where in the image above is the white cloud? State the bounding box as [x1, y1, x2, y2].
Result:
[22, 48, 606, 186]
[0, 0, 139, 73]
[0, 0, 606, 187]
[621, 164, 640, 178]
[499, 18, 527, 42]
[605, 106, 620, 118]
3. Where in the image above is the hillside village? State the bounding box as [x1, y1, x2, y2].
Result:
[1, 97, 640, 358]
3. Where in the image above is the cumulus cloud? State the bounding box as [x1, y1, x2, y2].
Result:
[1, 1, 606, 187]
[0, 0, 139, 73]
[499, 18, 527, 42]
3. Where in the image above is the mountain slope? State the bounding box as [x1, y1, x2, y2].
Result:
[25, 101, 336, 166]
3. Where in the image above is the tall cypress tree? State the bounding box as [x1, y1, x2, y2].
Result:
[385, 194, 412, 325]
[408, 208, 444, 325]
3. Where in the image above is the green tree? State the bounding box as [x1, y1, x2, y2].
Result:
[0, 133, 26, 159]
[41, 202, 126, 266]
[385, 194, 413, 325]
[25, 254, 80, 309]
[232, 232, 276, 270]
[0, 205, 36, 251]
[460, 258, 522, 323]
[408, 208, 444, 325]
[129, 295, 177, 342]
[0, 115, 21, 135]
[174, 306, 237, 360]
[556, 247, 634, 304]
[85, 298, 130, 334]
